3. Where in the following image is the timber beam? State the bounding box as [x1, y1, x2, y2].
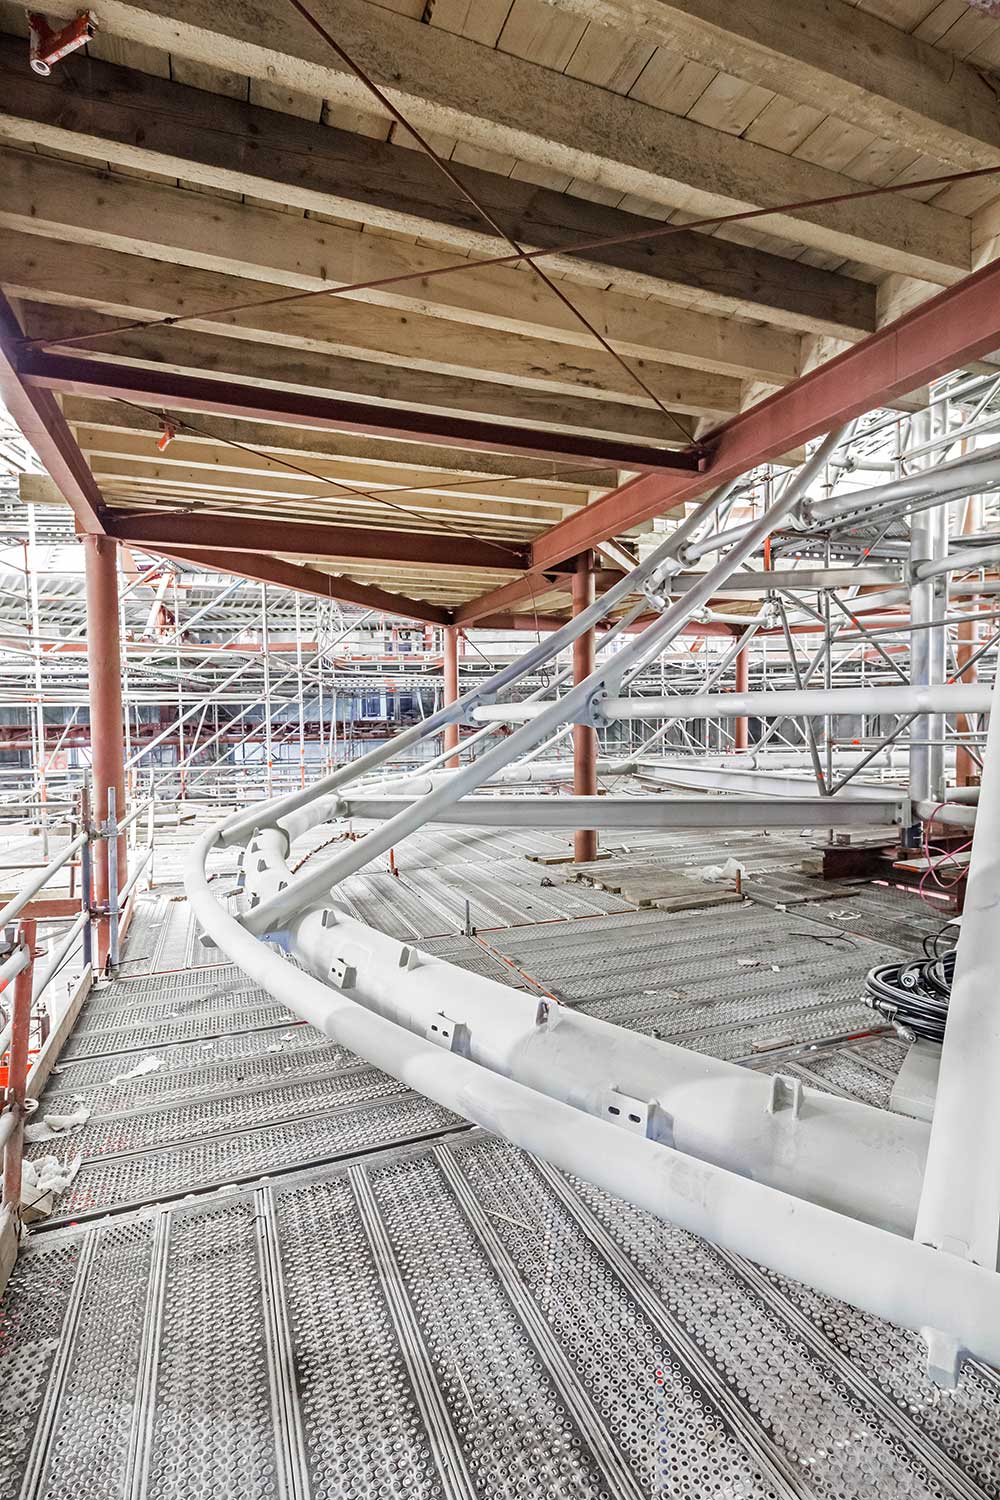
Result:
[13, 0, 966, 280]
[0, 35, 875, 339]
[14, 348, 700, 475]
[554, 0, 1000, 174]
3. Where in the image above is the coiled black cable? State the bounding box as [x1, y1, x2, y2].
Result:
[863, 945, 956, 1043]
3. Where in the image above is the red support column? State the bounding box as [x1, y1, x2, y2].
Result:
[734, 646, 749, 752]
[573, 552, 598, 864]
[83, 534, 126, 969]
[956, 620, 978, 787]
[956, 493, 982, 788]
[443, 623, 460, 769]
[2, 919, 35, 1213]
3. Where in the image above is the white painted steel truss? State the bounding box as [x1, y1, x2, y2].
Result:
[186, 417, 1000, 1387]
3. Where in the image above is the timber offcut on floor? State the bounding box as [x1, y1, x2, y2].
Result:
[1, 816, 996, 1500]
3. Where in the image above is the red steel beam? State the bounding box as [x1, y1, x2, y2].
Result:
[0, 295, 106, 534]
[101, 510, 526, 573]
[13, 350, 699, 476]
[475, 612, 735, 635]
[149, 545, 450, 625]
[529, 256, 1000, 572]
[453, 568, 574, 625]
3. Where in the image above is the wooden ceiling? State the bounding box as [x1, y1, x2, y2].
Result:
[1, 0, 999, 624]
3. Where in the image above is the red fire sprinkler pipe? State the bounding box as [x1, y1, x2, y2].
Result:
[573, 552, 598, 864]
[443, 624, 460, 770]
[734, 646, 750, 752]
[83, 534, 127, 969]
[26, 11, 96, 75]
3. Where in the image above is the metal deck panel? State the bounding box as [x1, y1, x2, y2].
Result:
[2, 824, 996, 1498]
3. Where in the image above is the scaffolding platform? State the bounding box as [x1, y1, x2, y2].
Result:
[2, 826, 998, 1500]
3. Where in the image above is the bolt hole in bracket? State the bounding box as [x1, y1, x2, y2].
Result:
[603, 1087, 674, 1146]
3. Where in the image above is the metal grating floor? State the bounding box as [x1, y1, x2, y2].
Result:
[2, 822, 996, 1499]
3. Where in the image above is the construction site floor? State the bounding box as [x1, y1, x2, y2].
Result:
[2, 816, 998, 1499]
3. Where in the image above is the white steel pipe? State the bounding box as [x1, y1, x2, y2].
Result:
[0, 830, 87, 929]
[913, 799, 977, 829]
[239, 431, 848, 936]
[218, 482, 737, 850]
[471, 682, 993, 724]
[914, 664, 1000, 1268]
[188, 823, 1000, 1380]
[914, 543, 1000, 581]
[32, 910, 88, 1000]
[807, 448, 1000, 524]
[339, 793, 906, 829]
[0, 944, 29, 990]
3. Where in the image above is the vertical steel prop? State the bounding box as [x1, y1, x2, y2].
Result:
[2, 919, 36, 1216]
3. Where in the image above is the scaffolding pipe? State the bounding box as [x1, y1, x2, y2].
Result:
[443, 624, 460, 769]
[807, 448, 1000, 525]
[237, 431, 849, 937]
[83, 534, 126, 919]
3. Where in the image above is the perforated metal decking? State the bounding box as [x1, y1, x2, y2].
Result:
[2, 826, 998, 1499]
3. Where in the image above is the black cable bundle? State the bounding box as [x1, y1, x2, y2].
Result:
[863, 937, 957, 1043]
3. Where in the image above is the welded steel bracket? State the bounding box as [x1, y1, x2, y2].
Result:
[923, 1327, 963, 1388]
[768, 1074, 804, 1117]
[583, 689, 611, 728]
[329, 955, 358, 990]
[426, 1012, 469, 1053]
[602, 1088, 673, 1145]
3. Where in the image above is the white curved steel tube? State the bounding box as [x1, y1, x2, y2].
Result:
[183, 421, 1000, 1383]
[914, 799, 977, 828]
[188, 821, 1000, 1379]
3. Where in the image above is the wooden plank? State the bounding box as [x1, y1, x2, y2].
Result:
[0, 147, 802, 384]
[654, 889, 743, 912]
[25, 466, 558, 532]
[31, 0, 966, 278]
[16, 302, 713, 441]
[69, 431, 591, 513]
[58, 396, 620, 487]
[556, 0, 1000, 170]
[0, 35, 877, 337]
[0, 229, 744, 417]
